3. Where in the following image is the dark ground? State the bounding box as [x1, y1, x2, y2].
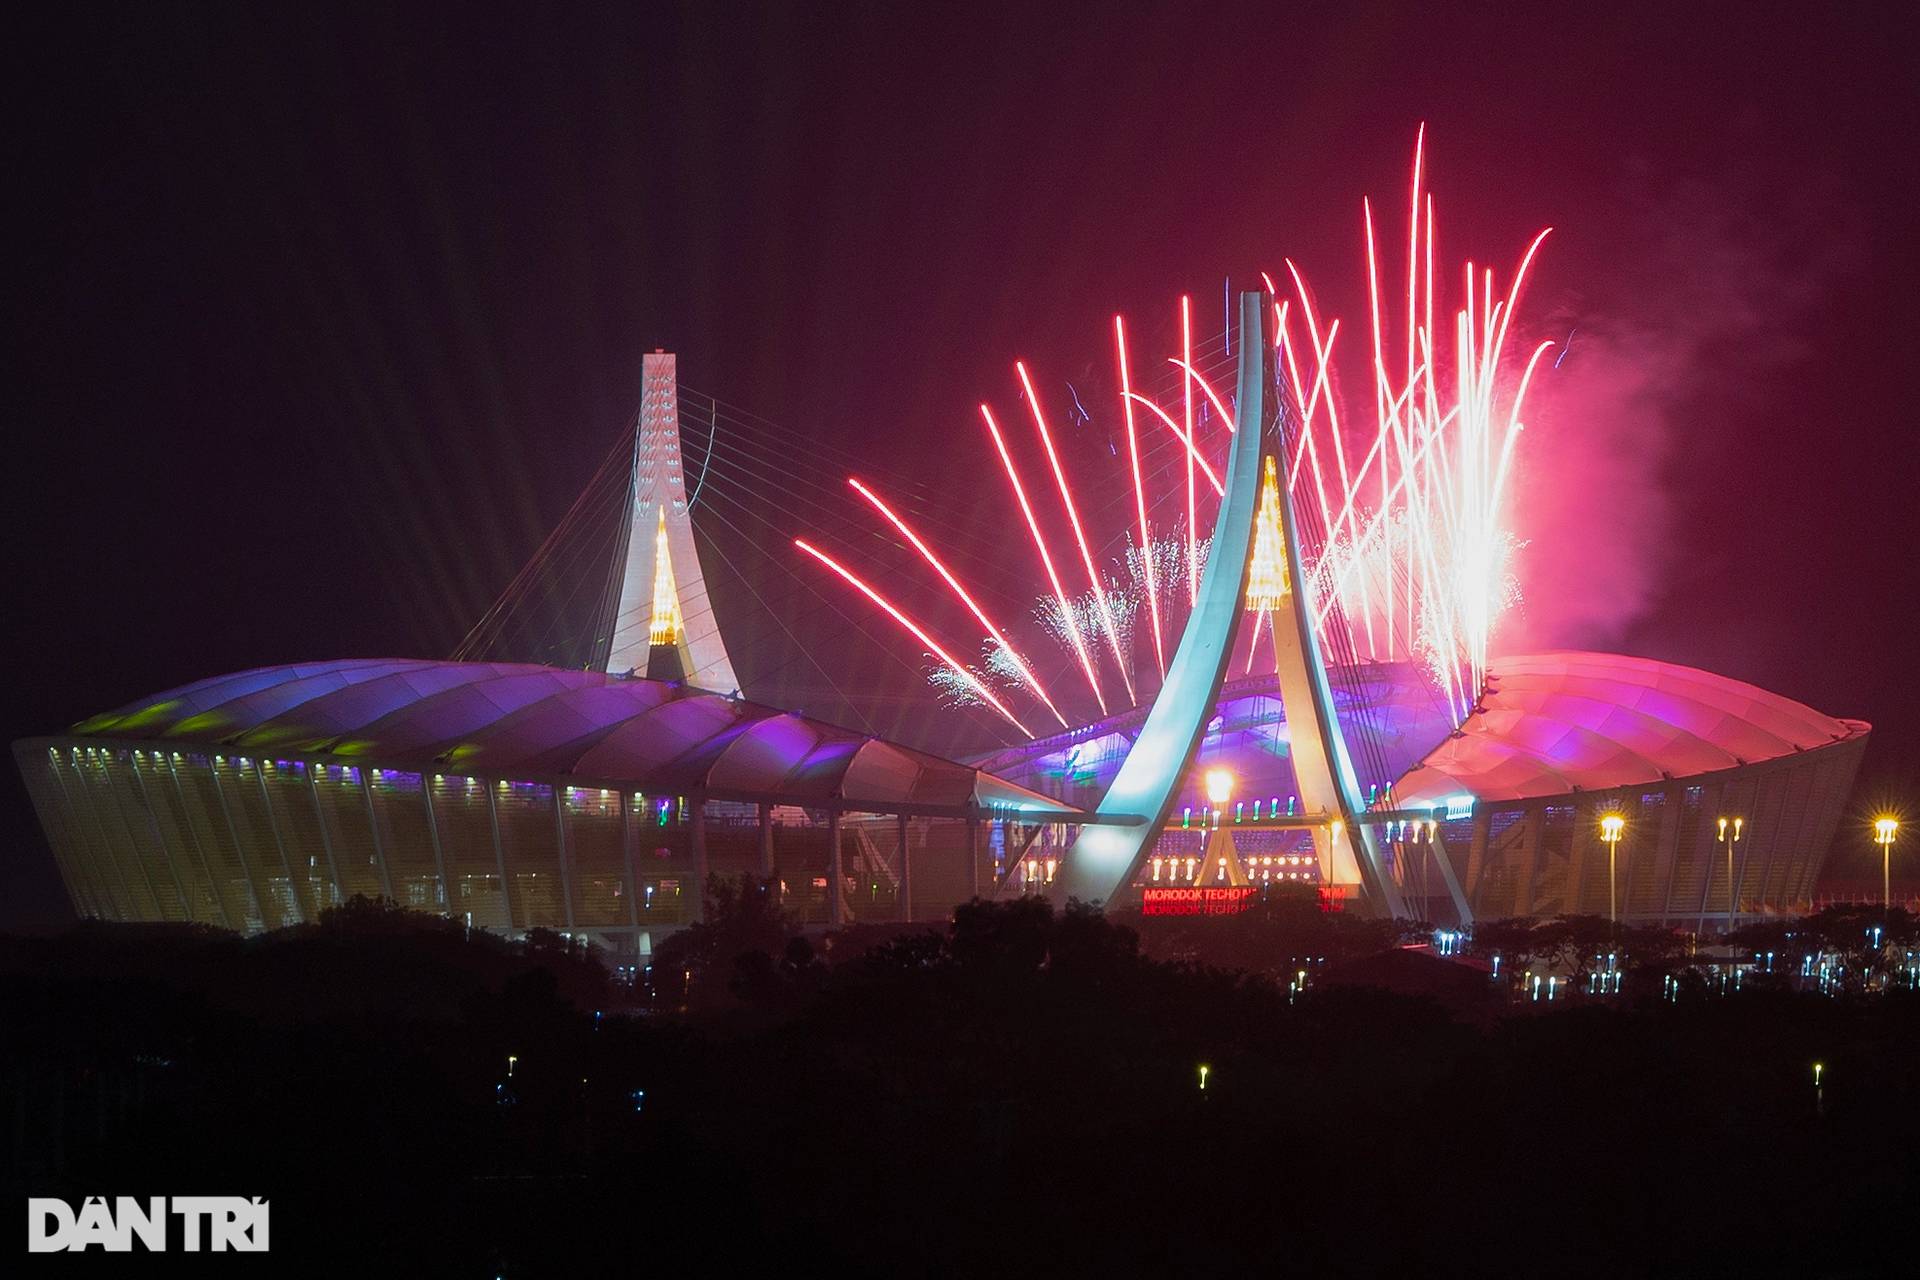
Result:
[7, 892, 1916, 1278]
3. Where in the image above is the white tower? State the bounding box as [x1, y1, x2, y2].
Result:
[605, 352, 741, 694]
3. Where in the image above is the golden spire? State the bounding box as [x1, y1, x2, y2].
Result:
[1246, 455, 1290, 612]
[648, 507, 682, 645]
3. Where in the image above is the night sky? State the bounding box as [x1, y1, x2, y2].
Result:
[6, 2, 1916, 926]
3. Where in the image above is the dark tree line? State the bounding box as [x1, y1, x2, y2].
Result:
[4, 885, 1918, 1276]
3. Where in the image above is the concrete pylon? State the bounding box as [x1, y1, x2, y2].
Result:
[605, 352, 741, 694]
[1267, 406, 1405, 916]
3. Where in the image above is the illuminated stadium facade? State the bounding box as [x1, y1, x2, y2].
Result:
[975, 652, 1869, 926]
[12, 292, 1873, 942]
[13, 660, 1077, 960]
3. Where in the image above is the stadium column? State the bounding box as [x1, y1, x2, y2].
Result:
[689, 795, 708, 924]
[95, 756, 158, 920]
[1649, 786, 1684, 925]
[130, 761, 192, 920]
[45, 755, 113, 920]
[303, 768, 346, 910]
[358, 768, 397, 904]
[98, 755, 169, 921]
[210, 764, 270, 932]
[898, 813, 913, 923]
[828, 808, 845, 925]
[74, 756, 139, 920]
[623, 791, 641, 934]
[1515, 807, 1544, 916]
[1693, 782, 1726, 934]
[553, 788, 578, 930]
[91, 756, 159, 920]
[485, 783, 516, 934]
[1769, 769, 1818, 911]
[1426, 827, 1473, 927]
[249, 761, 306, 925]
[1565, 799, 1594, 915]
[168, 754, 234, 930]
[420, 773, 452, 919]
[1735, 788, 1765, 922]
[966, 813, 980, 899]
[758, 802, 774, 878]
[1463, 809, 1492, 915]
[1762, 777, 1803, 914]
[76, 760, 133, 919]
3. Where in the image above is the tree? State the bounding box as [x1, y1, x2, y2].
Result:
[1126, 882, 1413, 979]
[1468, 916, 1551, 993]
[1537, 915, 1616, 992]
[651, 874, 796, 1009]
[1789, 903, 1918, 992]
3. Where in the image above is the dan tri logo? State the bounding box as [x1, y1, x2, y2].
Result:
[27, 1196, 269, 1253]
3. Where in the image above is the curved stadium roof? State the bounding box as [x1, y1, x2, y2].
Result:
[68, 659, 1072, 816]
[58, 651, 1868, 818]
[1392, 650, 1868, 806]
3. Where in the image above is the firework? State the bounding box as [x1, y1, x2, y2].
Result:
[846, 478, 1070, 729]
[981, 405, 1108, 718]
[797, 128, 1551, 736]
[1276, 128, 1554, 717]
[1016, 362, 1137, 706]
[1116, 316, 1165, 675]
[793, 539, 1032, 736]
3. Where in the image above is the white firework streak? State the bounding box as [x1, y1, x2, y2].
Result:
[1315, 507, 1523, 697]
[926, 660, 991, 710]
[928, 637, 1051, 711]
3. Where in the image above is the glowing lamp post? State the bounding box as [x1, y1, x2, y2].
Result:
[1874, 817, 1899, 914]
[1600, 813, 1625, 932]
[1718, 816, 1744, 940]
[1204, 768, 1234, 828]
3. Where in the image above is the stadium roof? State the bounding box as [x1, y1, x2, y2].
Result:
[69, 659, 1074, 816]
[1392, 650, 1869, 806]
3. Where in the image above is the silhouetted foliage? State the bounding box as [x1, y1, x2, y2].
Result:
[1471, 913, 1694, 996]
[1125, 882, 1421, 976]
[651, 874, 798, 1010]
[7, 900, 1920, 1275]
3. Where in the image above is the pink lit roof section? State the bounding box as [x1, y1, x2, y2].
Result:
[1392, 651, 1868, 806]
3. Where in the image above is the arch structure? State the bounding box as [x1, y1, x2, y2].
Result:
[1062, 291, 1414, 916]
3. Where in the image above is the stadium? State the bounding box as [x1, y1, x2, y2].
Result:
[12, 289, 1873, 942]
[12, 659, 1078, 966]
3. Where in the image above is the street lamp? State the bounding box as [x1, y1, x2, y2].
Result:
[1874, 817, 1899, 914]
[1718, 816, 1744, 940]
[1600, 813, 1625, 933]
